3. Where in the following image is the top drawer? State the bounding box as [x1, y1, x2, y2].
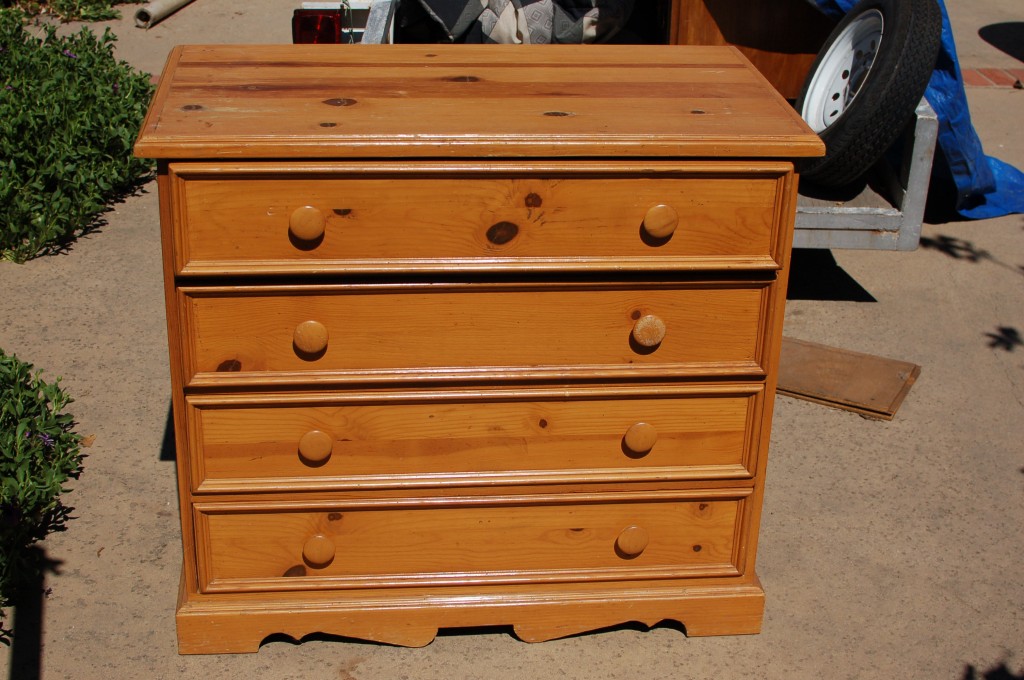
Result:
[167, 161, 795, 276]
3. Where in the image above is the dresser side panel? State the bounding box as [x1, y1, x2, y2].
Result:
[735, 167, 800, 576]
[157, 164, 201, 599]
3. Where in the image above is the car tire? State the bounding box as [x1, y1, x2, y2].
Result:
[796, 0, 942, 186]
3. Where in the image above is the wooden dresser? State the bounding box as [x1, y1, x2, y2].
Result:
[135, 44, 822, 654]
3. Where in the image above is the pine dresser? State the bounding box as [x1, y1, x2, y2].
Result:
[134, 44, 823, 654]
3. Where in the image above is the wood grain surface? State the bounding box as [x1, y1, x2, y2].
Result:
[194, 491, 746, 592]
[180, 281, 769, 386]
[169, 161, 791, 275]
[670, 0, 836, 99]
[141, 44, 817, 653]
[135, 44, 824, 159]
[187, 384, 763, 492]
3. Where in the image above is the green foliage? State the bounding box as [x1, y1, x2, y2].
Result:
[0, 348, 84, 643]
[43, 0, 123, 22]
[0, 10, 155, 262]
[2, 0, 144, 23]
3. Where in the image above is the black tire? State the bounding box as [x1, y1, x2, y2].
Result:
[796, 0, 942, 187]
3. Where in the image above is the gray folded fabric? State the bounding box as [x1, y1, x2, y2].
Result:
[411, 0, 635, 44]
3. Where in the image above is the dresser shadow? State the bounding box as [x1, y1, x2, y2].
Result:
[259, 625, 515, 649]
[160, 403, 176, 462]
[536, 619, 688, 642]
[259, 632, 395, 649]
[787, 249, 876, 302]
[258, 620, 685, 649]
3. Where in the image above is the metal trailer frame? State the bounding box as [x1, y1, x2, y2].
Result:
[794, 99, 938, 251]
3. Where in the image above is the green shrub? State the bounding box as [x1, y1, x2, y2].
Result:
[0, 10, 155, 262]
[2, 0, 143, 24]
[0, 349, 84, 643]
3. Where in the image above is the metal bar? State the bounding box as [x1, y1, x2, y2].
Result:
[362, 0, 396, 44]
[794, 99, 938, 251]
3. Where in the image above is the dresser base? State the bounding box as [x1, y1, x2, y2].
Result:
[176, 573, 765, 654]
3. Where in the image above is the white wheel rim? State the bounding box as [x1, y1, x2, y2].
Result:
[801, 9, 884, 133]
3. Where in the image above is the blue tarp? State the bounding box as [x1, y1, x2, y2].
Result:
[813, 0, 1024, 219]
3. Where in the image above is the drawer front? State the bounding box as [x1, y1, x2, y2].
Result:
[180, 281, 770, 386]
[194, 490, 749, 593]
[188, 386, 763, 492]
[169, 162, 791, 275]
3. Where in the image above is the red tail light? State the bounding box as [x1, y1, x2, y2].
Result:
[292, 9, 344, 44]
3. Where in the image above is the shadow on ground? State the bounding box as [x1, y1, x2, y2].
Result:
[919, 234, 1024, 277]
[962, 660, 1024, 680]
[160, 404, 176, 462]
[6, 547, 62, 680]
[787, 249, 876, 302]
[985, 326, 1023, 352]
[978, 22, 1024, 63]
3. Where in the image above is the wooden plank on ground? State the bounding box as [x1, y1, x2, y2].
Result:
[778, 337, 921, 421]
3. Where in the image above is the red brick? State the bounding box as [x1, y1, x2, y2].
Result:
[961, 68, 995, 87]
[978, 68, 1017, 87]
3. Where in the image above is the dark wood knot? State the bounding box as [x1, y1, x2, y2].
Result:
[486, 221, 519, 245]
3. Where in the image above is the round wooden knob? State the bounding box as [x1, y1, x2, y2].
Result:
[623, 422, 658, 455]
[298, 430, 333, 464]
[289, 206, 326, 242]
[631, 314, 667, 348]
[302, 534, 336, 567]
[293, 320, 328, 355]
[615, 525, 649, 558]
[642, 204, 678, 239]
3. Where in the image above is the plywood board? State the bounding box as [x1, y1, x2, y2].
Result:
[778, 337, 921, 420]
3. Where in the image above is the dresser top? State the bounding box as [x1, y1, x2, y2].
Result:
[134, 44, 824, 160]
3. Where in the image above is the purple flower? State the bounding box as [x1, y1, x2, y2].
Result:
[38, 433, 55, 448]
[62, 49, 77, 59]
[112, 82, 119, 94]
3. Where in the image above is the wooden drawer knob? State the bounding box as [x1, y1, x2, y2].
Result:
[294, 320, 328, 355]
[298, 430, 333, 464]
[302, 534, 336, 567]
[642, 204, 678, 239]
[289, 206, 326, 242]
[631, 314, 666, 348]
[623, 422, 657, 455]
[615, 525, 649, 558]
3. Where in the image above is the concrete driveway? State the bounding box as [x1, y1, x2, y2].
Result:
[1, 1, 1021, 678]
